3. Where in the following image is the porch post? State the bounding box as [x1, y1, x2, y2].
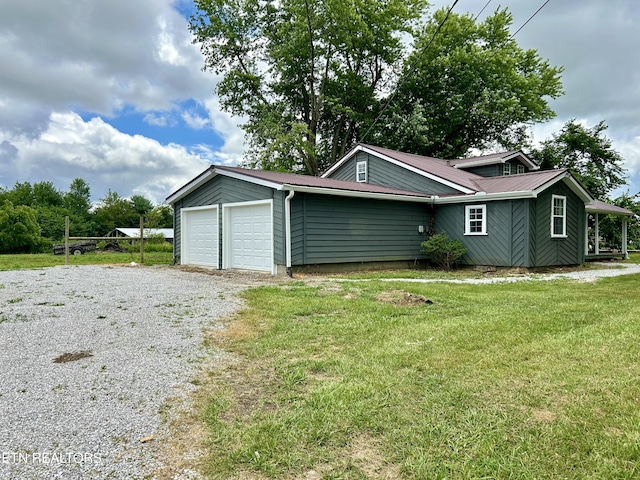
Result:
[594, 214, 600, 255]
[585, 212, 589, 256]
[622, 217, 629, 259]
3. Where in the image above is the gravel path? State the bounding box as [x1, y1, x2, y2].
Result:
[378, 262, 640, 284]
[0, 265, 252, 480]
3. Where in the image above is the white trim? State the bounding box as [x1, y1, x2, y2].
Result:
[465, 204, 487, 236]
[222, 199, 275, 274]
[502, 163, 512, 176]
[551, 194, 567, 238]
[356, 160, 367, 182]
[284, 191, 295, 269]
[167, 168, 215, 204]
[215, 169, 283, 190]
[322, 145, 475, 194]
[517, 164, 525, 175]
[452, 151, 540, 171]
[533, 172, 592, 203]
[180, 205, 219, 267]
[432, 191, 536, 204]
[281, 184, 433, 203]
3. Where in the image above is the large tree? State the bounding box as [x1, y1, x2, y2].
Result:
[190, 2, 563, 173]
[0, 201, 43, 253]
[531, 120, 627, 200]
[190, 0, 427, 174]
[370, 8, 564, 159]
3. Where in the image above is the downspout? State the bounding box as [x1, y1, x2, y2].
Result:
[285, 190, 295, 277]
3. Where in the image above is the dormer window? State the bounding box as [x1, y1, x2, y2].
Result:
[502, 163, 512, 176]
[356, 161, 367, 182]
[517, 164, 525, 174]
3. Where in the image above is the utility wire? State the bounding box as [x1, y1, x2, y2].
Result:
[358, 0, 460, 145]
[358, 0, 553, 151]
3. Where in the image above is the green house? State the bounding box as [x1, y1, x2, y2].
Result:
[167, 144, 633, 274]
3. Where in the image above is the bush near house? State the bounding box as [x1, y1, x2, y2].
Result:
[421, 231, 467, 270]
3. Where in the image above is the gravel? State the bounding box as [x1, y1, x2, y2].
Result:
[377, 262, 640, 284]
[0, 265, 252, 480]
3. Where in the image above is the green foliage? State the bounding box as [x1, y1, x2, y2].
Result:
[372, 8, 564, 159]
[598, 192, 640, 250]
[191, 0, 427, 174]
[532, 120, 627, 200]
[420, 231, 467, 270]
[0, 201, 45, 253]
[191, 2, 562, 172]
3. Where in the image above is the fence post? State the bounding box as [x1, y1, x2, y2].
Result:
[65, 216, 70, 266]
[140, 216, 144, 265]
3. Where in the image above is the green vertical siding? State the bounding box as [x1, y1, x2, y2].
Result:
[435, 201, 523, 266]
[530, 182, 585, 266]
[290, 193, 430, 265]
[173, 175, 283, 265]
[330, 152, 460, 195]
[464, 164, 501, 177]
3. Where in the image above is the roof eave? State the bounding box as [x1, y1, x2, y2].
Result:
[282, 184, 434, 203]
[453, 151, 540, 171]
[432, 191, 537, 204]
[166, 167, 216, 204]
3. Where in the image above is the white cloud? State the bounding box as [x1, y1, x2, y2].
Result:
[2, 112, 210, 203]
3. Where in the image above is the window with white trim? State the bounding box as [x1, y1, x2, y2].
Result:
[551, 195, 567, 238]
[517, 164, 525, 174]
[356, 161, 367, 182]
[465, 204, 487, 235]
[502, 163, 512, 176]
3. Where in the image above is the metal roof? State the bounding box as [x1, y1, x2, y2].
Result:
[110, 228, 174, 239]
[586, 200, 634, 216]
[214, 165, 433, 198]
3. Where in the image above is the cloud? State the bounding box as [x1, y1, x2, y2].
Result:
[2, 112, 210, 203]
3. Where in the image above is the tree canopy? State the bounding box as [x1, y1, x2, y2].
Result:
[0, 179, 173, 253]
[531, 120, 627, 200]
[190, 2, 563, 173]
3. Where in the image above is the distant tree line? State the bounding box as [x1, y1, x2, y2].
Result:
[0, 178, 173, 254]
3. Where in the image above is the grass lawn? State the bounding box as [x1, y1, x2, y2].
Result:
[0, 250, 173, 270]
[192, 272, 640, 479]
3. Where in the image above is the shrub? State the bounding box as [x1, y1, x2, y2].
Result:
[421, 231, 467, 271]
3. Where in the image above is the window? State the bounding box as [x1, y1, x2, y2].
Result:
[502, 163, 512, 176]
[517, 164, 525, 174]
[551, 195, 567, 238]
[356, 161, 367, 182]
[465, 204, 487, 235]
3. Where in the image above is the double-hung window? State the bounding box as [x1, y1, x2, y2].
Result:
[356, 161, 367, 182]
[465, 204, 487, 235]
[502, 163, 512, 176]
[517, 164, 525, 174]
[551, 195, 567, 238]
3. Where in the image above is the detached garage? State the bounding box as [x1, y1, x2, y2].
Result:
[166, 165, 431, 275]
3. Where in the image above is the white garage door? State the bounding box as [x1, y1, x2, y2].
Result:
[181, 207, 218, 267]
[226, 202, 273, 272]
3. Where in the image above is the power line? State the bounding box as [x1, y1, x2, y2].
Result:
[358, 0, 460, 145]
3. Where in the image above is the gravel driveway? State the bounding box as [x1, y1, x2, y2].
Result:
[0, 265, 256, 480]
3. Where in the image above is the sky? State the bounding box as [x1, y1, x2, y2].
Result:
[0, 0, 639, 204]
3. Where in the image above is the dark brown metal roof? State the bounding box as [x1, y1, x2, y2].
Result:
[447, 150, 522, 166]
[472, 169, 568, 193]
[586, 200, 634, 216]
[360, 144, 482, 192]
[214, 165, 433, 198]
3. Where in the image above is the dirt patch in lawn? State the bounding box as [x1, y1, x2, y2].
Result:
[377, 289, 433, 305]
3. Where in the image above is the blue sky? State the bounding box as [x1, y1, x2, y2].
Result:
[0, 0, 639, 204]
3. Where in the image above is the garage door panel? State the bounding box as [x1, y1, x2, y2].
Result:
[182, 208, 218, 267]
[227, 202, 272, 272]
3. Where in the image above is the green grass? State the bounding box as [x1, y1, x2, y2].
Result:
[200, 274, 640, 479]
[0, 251, 173, 270]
